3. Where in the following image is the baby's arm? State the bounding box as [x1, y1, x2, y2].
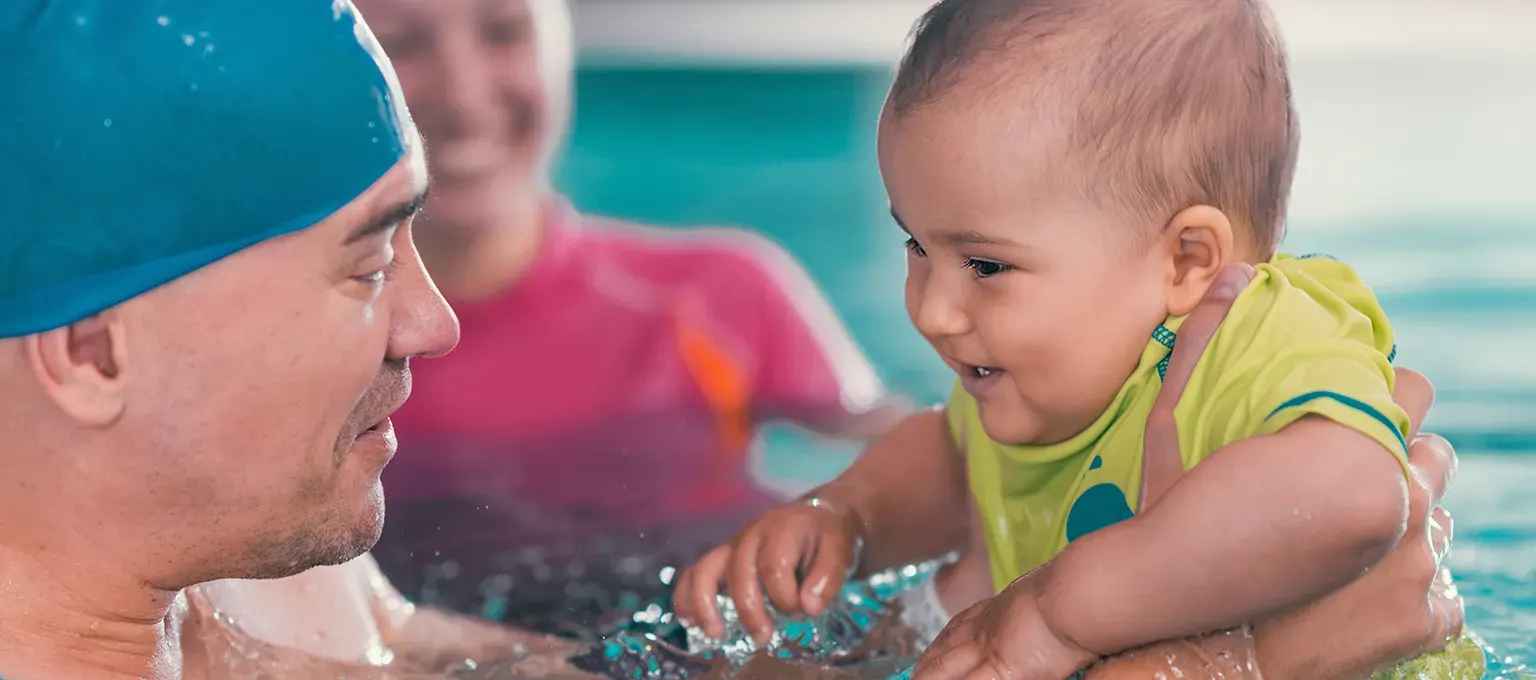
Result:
[674, 408, 972, 640]
[1037, 415, 1409, 657]
[816, 408, 973, 574]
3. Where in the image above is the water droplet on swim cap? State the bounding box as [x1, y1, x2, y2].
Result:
[0, 0, 415, 337]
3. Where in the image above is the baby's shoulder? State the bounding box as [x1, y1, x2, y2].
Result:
[1215, 254, 1395, 361]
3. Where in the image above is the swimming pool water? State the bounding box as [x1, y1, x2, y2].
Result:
[554, 66, 1536, 676]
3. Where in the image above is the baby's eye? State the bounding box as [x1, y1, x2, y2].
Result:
[963, 258, 1012, 278]
[904, 237, 927, 257]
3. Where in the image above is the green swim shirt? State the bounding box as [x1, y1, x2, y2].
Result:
[948, 254, 1411, 592]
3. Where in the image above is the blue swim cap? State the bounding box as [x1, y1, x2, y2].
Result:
[0, 0, 413, 337]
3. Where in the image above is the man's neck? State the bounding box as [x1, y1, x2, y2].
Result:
[416, 191, 548, 303]
[0, 543, 184, 680]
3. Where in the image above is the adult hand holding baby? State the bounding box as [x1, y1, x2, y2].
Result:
[1081, 378, 1464, 680]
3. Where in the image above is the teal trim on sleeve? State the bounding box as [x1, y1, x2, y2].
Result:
[1153, 324, 1176, 381]
[1265, 390, 1408, 456]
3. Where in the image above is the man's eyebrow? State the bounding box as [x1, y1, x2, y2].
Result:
[343, 186, 429, 245]
[890, 207, 1022, 247]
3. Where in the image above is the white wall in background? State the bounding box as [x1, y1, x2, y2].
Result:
[571, 0, 1536, 65]
[570, 0, 1536, 223]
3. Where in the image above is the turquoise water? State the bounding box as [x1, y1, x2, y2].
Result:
[554, 66, 1536, 676]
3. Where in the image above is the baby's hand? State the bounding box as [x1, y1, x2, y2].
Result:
[909, 569, 1096, 680]
[672, 497, 866, 644]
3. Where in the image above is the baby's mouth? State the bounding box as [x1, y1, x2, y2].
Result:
[957, 362, 1004, 395]
[960, 363, 1005, 380]
[962, 361, 1004, 375]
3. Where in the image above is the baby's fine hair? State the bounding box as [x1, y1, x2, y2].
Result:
[889, 0, 1299, 256]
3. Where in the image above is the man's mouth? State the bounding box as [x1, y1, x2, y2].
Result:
[358, 416, 394, 437]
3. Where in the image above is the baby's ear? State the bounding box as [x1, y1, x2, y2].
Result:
[1160, 205, 1235, 317]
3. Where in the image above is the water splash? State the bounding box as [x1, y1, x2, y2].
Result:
[679, 558, 950, 667]
[533, 558, 948, 680]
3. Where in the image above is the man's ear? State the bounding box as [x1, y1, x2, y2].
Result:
[1160, 205, 1236, 317]
[24, 311, 129, 426]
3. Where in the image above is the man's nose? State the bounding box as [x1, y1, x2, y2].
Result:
[387, 248, 460, 360]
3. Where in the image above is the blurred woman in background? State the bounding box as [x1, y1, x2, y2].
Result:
[355, 0, 907, 636]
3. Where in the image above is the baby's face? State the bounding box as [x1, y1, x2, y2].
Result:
[878, 103, 1172, 446]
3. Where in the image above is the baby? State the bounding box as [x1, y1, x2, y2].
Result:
[677, 0, 1419, 678]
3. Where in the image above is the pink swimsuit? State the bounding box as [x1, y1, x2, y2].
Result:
[376, 200, 853, 613]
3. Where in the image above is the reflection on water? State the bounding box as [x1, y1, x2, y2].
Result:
[181, 558, 946, 680]
[375, 507, 770, 643]
[185, 549, 1518, 680]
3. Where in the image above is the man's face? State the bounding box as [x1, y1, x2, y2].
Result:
[361, 0, 573, 235]
[113, 152, 460, 584]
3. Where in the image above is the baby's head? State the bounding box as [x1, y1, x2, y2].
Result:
[882, 0, 1297, 445]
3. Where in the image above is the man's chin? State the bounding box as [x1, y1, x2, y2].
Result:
[241, 489, 386, 580]
[332, 484, 388, 561]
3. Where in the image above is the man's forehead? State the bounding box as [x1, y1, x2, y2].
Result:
[379, 134, 429, 215]
[322, 146, 428, 246]
[405, 133, 428, 196]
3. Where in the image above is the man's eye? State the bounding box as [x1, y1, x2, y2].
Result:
[355, 259, 397, 286]
[963, 258, 1012, 278]
[904, 237, 927, 257]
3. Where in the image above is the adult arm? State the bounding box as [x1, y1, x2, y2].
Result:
[1083, 264, 1464, 680]
[1085, 426, 1465, 680]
